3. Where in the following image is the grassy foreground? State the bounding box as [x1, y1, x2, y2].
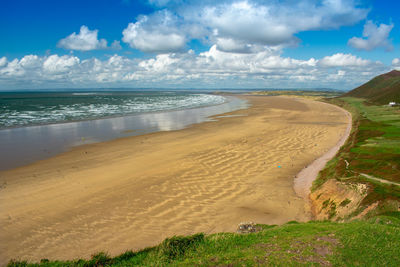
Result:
[8, 212, 400, 266]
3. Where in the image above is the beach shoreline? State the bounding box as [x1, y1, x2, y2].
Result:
[0, 95, 349, 264]
[0, 95, 248, 171]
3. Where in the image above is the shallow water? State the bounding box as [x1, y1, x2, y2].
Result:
[0, 91, 227, 128]
[0, 96, 248, 171]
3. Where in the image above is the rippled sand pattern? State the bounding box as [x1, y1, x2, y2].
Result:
[0, 96, 349, 264]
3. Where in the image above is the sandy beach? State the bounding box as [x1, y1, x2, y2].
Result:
[0, 96, 349, 264]
[294, 106, 352, 201]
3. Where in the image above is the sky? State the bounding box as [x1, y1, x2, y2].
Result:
[0, 0, 399, 91]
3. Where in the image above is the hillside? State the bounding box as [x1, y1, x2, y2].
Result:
[343, 70, 400, 104]
[310, 96, 400, 221]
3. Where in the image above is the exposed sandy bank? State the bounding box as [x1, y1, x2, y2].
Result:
[0, 96, 349, 264]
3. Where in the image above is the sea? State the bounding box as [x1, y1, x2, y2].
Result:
[0, 91, 230, 129]
[0, 90, 249, 170]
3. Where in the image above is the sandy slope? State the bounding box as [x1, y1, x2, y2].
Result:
[0, 96, 349, 264]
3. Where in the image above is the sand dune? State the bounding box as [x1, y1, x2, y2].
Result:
[0, 96, 349, 264]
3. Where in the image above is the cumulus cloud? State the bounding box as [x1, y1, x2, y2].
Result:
[348, 21, 394, 51]
[148, 0, 174, 7]
[43, 55, 80, 73]
[319, 53, 374, 67]
[0, 48, 388, 90]
[193, 45, 318, 74]
[215, 38, 265, 54]
[196, 1, 296, 46]
[126, 0, 368, 53]
[0, 1, 389, 90]
[393, 58, 400, 70]
[199, 0, 367, 47]
[19, 55, 42, 69]
[0, 57, 8, 68]
[0, 58, 26, 77]
[122, 10, 186, 53]
[58, 25, 108, 51]
[111, 40, 122, 50]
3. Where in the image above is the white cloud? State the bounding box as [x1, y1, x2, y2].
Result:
[319, 53, 374, 67]
[58, 25, 108, 51]
[193, 45, 317, 73]
[43, 55, 80, 74]
[122, 10, 186, 53]
[0, 49, 388, 90]
[19, 55, 42, 69]
[148, 0, 174, 7]
[393, 58, 400, 70]
[348, 21, 394, 51]
[0, 58, 26, 77]
[0, 57, 7, 68]
[111, 40, 122, 50]
[197, 1, 296, 46]
[215, 37, 263, 54]
[122, 0, 368, 54]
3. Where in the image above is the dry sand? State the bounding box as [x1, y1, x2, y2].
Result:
[294, 106, 352, 201]
[0, 96, 349, 264]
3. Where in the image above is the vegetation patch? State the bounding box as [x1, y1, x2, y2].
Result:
[339, 199, 351, 207]
[313, 96, 400, 214]
[158, 233, 205, 262]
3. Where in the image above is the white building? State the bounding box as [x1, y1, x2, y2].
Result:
[389, 102, 396, 106]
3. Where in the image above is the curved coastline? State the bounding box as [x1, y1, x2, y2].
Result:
[0, 96, 350, 264]
[293, 101, 352, 215]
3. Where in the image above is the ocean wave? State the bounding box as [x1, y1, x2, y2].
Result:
[0, 92, 226, 128]
[72, 92, 99, 96]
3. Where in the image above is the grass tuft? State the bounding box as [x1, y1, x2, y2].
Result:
[159, 233, 205, 262]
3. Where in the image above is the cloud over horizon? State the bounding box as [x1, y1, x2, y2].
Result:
[0, 48, 388, 90]
[1, 0, 398, 90]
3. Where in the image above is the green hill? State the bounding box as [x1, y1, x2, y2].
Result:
[343, 70, 400, 105]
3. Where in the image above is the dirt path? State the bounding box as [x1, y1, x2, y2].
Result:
[359, 173, 400, 186]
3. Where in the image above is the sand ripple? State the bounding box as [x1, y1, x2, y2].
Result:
[0, 96, 349, 264]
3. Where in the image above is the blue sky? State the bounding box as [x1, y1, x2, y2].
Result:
[0, 0, 399, 90]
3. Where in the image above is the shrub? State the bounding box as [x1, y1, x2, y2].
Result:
[159, 233, 205, 261]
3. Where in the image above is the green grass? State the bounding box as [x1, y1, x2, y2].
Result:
[340, 98, 400, 183]
[344, 70, 400, 104]
[8, 212, 400, 266]
[251, 90, 341, 97]
[313, 97, 400, 211]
